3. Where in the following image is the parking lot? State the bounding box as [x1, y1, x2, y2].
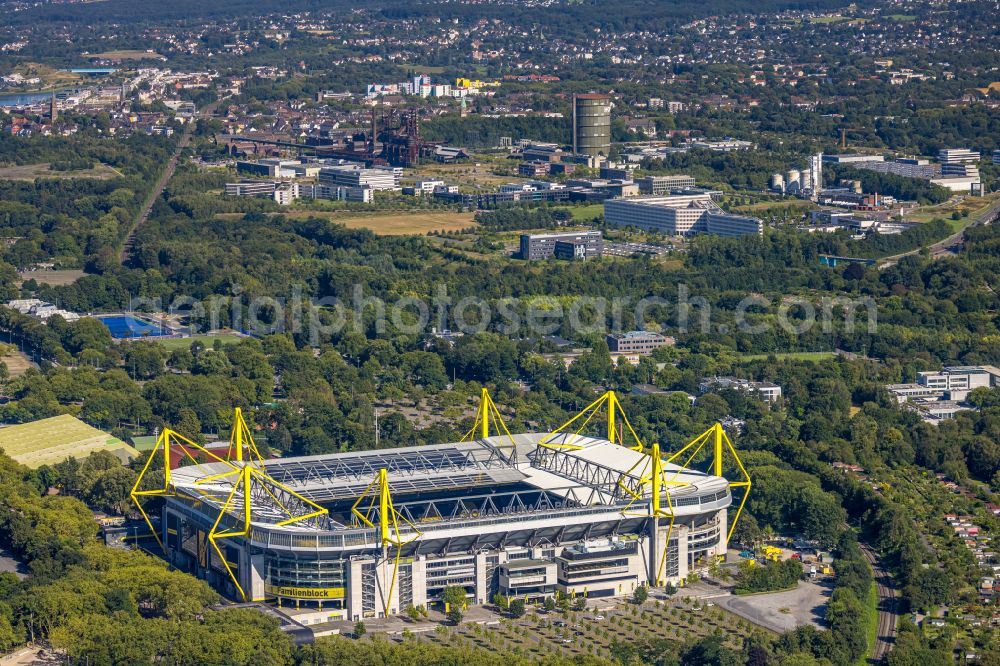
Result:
[713, 579, 833, 633]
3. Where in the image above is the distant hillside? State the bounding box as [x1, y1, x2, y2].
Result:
[4, 0, 863, 29]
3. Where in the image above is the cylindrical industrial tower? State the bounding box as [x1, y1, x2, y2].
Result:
[770, 173, 785, 191]
[573, 93, 612, 157]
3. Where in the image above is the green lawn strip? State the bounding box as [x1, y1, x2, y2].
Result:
[855, 581, 879, 666]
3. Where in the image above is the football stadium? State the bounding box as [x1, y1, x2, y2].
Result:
[134, 391, 750, 621]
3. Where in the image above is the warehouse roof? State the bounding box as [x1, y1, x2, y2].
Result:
[0, 414, 138, 468]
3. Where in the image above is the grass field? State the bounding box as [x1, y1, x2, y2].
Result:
[18, 269, 87, 286]
[283, 210, 478, 235]
[558, 204, 604, 221]
[90, 50, 165, 60]
[0, 163, 121, 182]
[149, 334, 247, 351]
[736, 351, 836, 362]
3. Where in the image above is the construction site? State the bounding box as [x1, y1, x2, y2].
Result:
[132, 391, 751, 623]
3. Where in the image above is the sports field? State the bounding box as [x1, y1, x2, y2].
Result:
[149, 334, 247, 351]
[284, 211, 478, 235]
[0, 414, 137, 468]
[18, 269, 87, 286]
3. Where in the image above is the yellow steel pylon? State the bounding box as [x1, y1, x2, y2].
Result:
[461, 388, 517, 450]
[130, 428, 238, 553]
[618, 443, 689, 585]
[540, 390, 643, 451]
[351, 469, 421, 616]
[663, 423, 751, 546]
[207, 464, 328, 601]
[226, 407, 265, 468]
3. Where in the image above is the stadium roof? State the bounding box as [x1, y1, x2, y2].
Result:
[169, 432, 731, 531]
[0, 414, 138, 468]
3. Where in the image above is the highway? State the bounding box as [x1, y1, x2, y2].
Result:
[860, 543, 898, 664]
[878, 196, 1000, 269]
[119, 98, 225, 264]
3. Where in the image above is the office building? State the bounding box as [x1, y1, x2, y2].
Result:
[553, 238, 598, 261]
[605, 331, 675, 355]
[938, 148, 980, 165]
[941, 163, 980, 179]
[699, 377, 783, 404]
[604, 194, 763, 237]
[237, 159, 306, 178]
[319, 165, 399, 191]
[300, 183, 373, 204]
[637, 175, 696, 195]
[599, 163, 635, 181]
[886, 366, 999, 404]
[573, 93, 612, 157]
[848, 158, 981, 193]
[519, 231, 603, 260]
[225, 180, 278, 197]
[518, 162, 550, 178]
[704, 211, 764, 237]
[822, 154, 885, 165]
[993, 149, 1000, 166]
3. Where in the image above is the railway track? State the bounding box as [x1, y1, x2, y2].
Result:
[860, 544, 898, 664]
[119, 98, 225, 265]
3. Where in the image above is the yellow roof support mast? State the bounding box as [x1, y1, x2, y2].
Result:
[617, 442, 688, 586]
[351, 469, 422, 617]
[462, 387, 517, 445]
[130, 408, 329, 602]
[664, 423, 752, 547]
[130, 428, 237, 554]
[540, 390, 644, 451]
[207, 464, 328, 601]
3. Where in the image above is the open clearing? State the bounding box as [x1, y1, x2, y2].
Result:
[1, 348, 36, 377]
[18, 269, 87, 286]
[90, 50, 165, 60]
[146, 334, 248, 351]
[283, 210, 477, 235]
[0, 162, 121, 182]
[411, 160, 515, 188]
[557, 204, 604, 221]
[904, 194, 999, 225]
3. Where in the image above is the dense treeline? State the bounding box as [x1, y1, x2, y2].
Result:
[0, 133, 176, 269]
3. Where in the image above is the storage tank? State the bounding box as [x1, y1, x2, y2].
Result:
[786, 169, 801, 191]
[770, 173, 785, 191]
